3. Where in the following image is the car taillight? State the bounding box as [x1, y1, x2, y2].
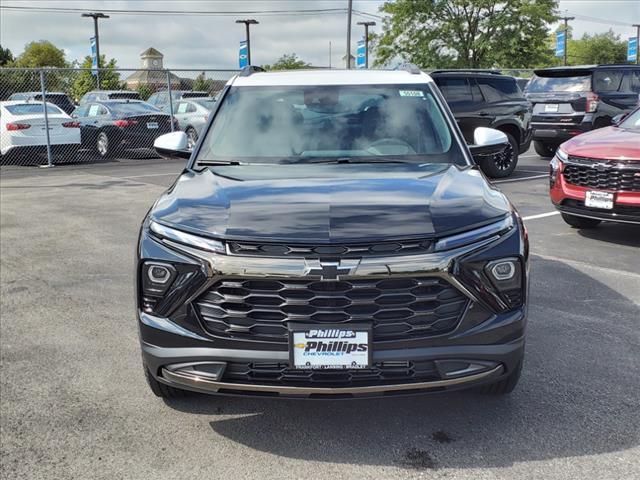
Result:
[586, 92, 599, 113]
[62, 121, 80, 128]
[113, 119, 138, 127]
[6, 123, 31, 131]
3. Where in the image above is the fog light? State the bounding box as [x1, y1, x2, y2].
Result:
[148, 264, 171, 284]
[490, 260, 516, 281]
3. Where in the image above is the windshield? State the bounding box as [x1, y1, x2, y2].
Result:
[5, 103, 63, 115]
[108, 102, 160, 115]
[195, 84, 463, 165]
[191, 98, 215, 110]
[527, 74, 591, 93]
[620, 108, 640, 131]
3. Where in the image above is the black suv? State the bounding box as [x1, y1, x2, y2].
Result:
[137, 69, 529, 400]
[431, 71, 532, 178]
[526, 65, 640, 157]
[8, 91, 76, 114]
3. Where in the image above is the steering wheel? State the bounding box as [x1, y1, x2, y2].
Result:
[366, 138, 416, 156]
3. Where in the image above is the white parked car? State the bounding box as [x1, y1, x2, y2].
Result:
[0, 101, 81, 163]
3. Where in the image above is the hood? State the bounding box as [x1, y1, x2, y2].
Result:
[150, 163, 510, 243]
[562, 126, 640, 161]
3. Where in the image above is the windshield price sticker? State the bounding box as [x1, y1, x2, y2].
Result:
[399, 90, 424, 97]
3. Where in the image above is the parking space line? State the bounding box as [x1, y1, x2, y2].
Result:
[533, 253, 640, 279]
[522, 211, 560, 221]
[493, 173, 548, 184]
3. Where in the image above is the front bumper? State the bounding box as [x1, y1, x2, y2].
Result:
[137, 215, 529, 398]
[551, 170, 640, 225]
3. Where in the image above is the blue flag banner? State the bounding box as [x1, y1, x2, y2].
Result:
[90, 37, 98, 75]
[628, 37, 638, 63]
[555, 31, 565, 58]
[239, 40, 248, 68]
[356, 39, 366, 69]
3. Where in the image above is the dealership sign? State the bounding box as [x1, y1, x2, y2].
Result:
[628, 37, 638, 62]
[555, 31, 566, 58]
[356, 38, 366, 69]
[238, 40, 248, 69]
[90, 37, 98, 75]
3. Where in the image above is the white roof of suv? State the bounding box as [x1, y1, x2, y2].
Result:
[230, 69, 434, 87]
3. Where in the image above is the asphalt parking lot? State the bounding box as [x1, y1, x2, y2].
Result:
[1, 150, 639, 480]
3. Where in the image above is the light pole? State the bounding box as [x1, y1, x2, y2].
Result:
[235, 19, 259, 65]
[346, 0, 353, 68]
[357, 21, 376, 68]
[560, 16, 574, 66]
[81, 12, 109, 88]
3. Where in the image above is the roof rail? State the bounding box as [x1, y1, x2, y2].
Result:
[430, 69, 503, 75]
[392, 63, 421, 74]
[239, 65, 266, 77]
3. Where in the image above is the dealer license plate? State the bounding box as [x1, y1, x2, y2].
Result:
[146, 122, 159, 129]
[585, 190, 614, 209]
[289, 323, 371, 370]
[544, 104, 559, 112]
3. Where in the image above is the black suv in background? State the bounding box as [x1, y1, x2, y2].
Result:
[431, 71, 532, 178]
[526, 65, 640, 157]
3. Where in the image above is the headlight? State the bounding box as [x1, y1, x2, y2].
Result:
[434, 215, 514, 252]
[550, 148, 566, 187]
[150, 220, 225, 253]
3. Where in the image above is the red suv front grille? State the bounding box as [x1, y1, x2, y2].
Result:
[563, 156, 640, 192]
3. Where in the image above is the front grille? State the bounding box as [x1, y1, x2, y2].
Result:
[563, 157, 640, 192]
[228, 239, 432, 257]
[223, 360, 440, 387]
[195, 276, 468, 343]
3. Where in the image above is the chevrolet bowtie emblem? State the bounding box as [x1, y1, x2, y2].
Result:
[303, 259, 360, 281]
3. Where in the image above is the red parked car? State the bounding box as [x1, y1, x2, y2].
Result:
[550, 107, 640, 227]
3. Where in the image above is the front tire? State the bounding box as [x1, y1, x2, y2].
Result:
[186, 127, 198, 150]
[480, 132, 518, 178]
[534, 140, 556, 158]
[144, 366, 188, 399]
[561, 213, 601, 229]
[96, 131, 112, 158]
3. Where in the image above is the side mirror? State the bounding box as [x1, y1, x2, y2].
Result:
[468, 127, 509, 160]
[612, 113, 626, 125]
[154, 131, 191, 159]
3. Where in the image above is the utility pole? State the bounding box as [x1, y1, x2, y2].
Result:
[346, 0, 353, 68]
[634, 24, 640, 65]
[357, 21, 376, 68]
[560, 16, 574, 66]
[81, 12, 109, 88]
[235, 19, 259, 65]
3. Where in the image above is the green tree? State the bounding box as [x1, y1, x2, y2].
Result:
[374, 0, 558, 69]
[0, 44, 14, 66]
[193, 72, 214, 93]
[13, 40, 67, 67]
[568, 30, 627, 65]
[263, 53, 311, 71]
[136, 84, 153, 101]
[70, 55, 121, 101]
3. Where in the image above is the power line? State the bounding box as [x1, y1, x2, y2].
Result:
[563, 12, 637, 28]
[0, 5, 349, 17]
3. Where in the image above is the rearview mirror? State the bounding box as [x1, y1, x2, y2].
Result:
[468, 127, 509, 160]
[154, 131, 191, 159]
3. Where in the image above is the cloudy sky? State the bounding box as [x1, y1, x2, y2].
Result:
[1, 0, 639, 70]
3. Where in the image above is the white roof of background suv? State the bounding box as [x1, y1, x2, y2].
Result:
[230, 69, 434, 87]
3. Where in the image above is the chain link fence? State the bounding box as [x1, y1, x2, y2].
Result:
[0, 68, 238, 166]
[0, 67, 536, 167]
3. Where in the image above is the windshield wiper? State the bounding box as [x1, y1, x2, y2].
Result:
[197, 160, 242, 166]
[305, 157, 410, 164]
